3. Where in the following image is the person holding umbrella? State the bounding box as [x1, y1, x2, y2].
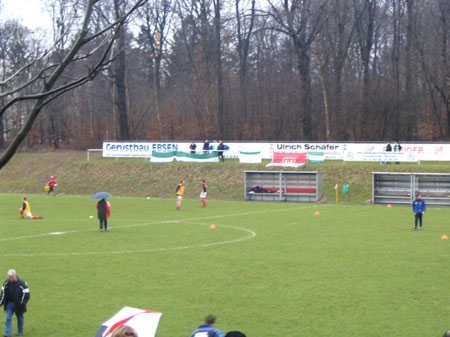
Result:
[96, 196, 111, 231]
[93, 192, 112, 231]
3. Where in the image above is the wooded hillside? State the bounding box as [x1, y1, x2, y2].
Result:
[0, 0, 449, 155]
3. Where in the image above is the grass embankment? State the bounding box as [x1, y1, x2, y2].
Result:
[0, 150, 449, 203]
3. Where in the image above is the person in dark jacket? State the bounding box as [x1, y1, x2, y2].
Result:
[0, 269, 30, 337]
[203, 140, 210, 154]
[412, 193, 426, 230]
[217, 140, 225, 162]
[189, 142, 197, 154]
[96, 198, 111, 231]
[189, 315, 224, 337]
[385, 141, 392, 152]
[393, 140, 402, 164]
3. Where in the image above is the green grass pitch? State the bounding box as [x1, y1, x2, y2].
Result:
[1, 193, 450, 337]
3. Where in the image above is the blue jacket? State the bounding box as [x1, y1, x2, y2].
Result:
[190, 325, 225, 337]
[412, 198, 426, 214]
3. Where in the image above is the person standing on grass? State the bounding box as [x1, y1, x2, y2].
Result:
[97, 198, 111, 231]
[176, 180, 185, 210]
[190, 315, 224, 337]
[19, 197, 43, 219]
[0, 269, 30, 337]
[412, 193, 426, 230]
[200, 179, 207, 207]
[47, 175, 57, 196]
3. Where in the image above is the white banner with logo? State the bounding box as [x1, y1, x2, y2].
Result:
[102, 142, 450, 161]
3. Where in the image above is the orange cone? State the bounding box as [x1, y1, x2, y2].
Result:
[314, 211, 320, 216]
[441, 234, 448, 240]
[387, 204, 392, 208]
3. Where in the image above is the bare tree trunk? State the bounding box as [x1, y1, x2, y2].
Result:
[314, 45, 331, 140]
[113, 0, 130, 140]
[214, 0, 225, 137]
[354, 0, 376, 139]
[235, 0, 256, 138]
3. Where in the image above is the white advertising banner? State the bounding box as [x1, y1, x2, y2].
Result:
[102, 141, 450, 161]
[340, 143, 448, 162]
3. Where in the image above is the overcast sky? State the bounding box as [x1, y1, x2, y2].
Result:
[1, 0, 51, 30]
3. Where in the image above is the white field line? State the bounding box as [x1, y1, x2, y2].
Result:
[0, 204, 328, 257]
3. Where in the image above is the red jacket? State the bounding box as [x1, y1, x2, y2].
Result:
[48, 177, 56, 187]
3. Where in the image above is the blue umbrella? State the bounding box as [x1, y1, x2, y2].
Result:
[93, 191, 112, 199]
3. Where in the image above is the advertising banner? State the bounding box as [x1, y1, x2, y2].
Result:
[102, 141, 450, 161]
[239, 151, 262, 163]
[266, 152, 307, 167]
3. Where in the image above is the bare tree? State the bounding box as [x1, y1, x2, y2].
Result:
[111, 0, 131, 140]
[3, 0, 450, 149]
[169, 0, 220, 138]
[234, 0, 256, 138]
[0, 0, 148, 169]
[268, 0, 329, 140]
[0, 20, 40, 149]
[314, 0, 356, 140]
[136, 0, 174, 137]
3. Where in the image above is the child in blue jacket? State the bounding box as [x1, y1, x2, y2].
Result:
[412, 194, 426, 230]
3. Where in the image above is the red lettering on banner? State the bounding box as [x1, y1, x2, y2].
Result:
[403, 146, 424, 153]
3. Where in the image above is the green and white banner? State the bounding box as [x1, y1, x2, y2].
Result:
[239, 151, 262, 163]
[150, 151, 219, 163]
[307, 151, 325, 164]
[150, 151, 176, 163]
[176, 152, 219, 162]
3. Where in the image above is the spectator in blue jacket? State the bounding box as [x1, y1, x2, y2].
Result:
[412, 193, 426, 230]
[190, 315, 224, 337]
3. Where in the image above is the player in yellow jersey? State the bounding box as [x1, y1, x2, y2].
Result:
[175, 180, 185, 210]
[19, 197, 43, 219]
